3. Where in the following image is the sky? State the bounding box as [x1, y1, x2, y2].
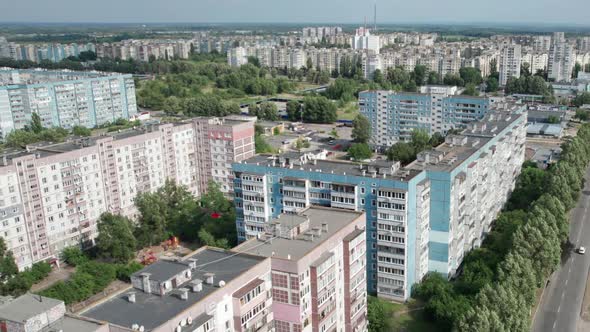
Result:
[2, 0, 590, 25]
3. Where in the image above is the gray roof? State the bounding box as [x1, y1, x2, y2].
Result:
[0, 293, 63, 322]
[236, 207, 363, 261]
[407, 109, 526, 172]
[40, 315, 105, 332]
[239, 155, 421, 182]
[131, 260, 190, 282]
[81, 249, 264, 331]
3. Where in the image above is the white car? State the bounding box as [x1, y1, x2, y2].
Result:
[579, 247, 586, 254]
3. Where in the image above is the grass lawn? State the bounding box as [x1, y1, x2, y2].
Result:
[389, 301, 438, 332]
[372, 297, 438, 332]
[337, 101, 359, 121]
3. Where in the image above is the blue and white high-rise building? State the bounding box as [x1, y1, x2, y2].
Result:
[0, 69, 137, 138]
[359, 87, 506, 148]
[232, 104, 527, 302]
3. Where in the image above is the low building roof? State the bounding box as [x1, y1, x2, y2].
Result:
[0, 293, 62, 322]
[82, 249, 264, 331]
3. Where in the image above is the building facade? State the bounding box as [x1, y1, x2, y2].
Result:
[548, 32, 576, 82]
[499, 44, 522, 86]
[0, 117, 254, 270]
[0, 69, 138, 138]
[358, 88, 505, 148]
[236, 207, 368, 332]
[232, 105, 526, 302]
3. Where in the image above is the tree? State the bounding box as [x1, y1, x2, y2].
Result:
[348, 143, 372, 161]
[575, 109, 590, 121]
[258, 102, 279, 121]
[573, 62, 582, 79]
[248, 56, 260, 68]
[547, 115, 560, 124]
[443, 73, 465, 87]
[302, 96, 337, 123]
[428, 71, 442, 85]
[351, 115, 371, 144]
[411, 129, 430, 153]
[96, 213, 137, 263]
[462, 83, 479, 96]
[485, 77, 499, 93]
[72, 125, 92, 137]
[413, 65, 428, 86]
[386, 142, 415, 165]
[459, 67, 483, 86]
[30, 112, 43, 134]
[429, 132, 444, 147]
[489, 58, 498, 76]
[61, 246, 88, 267]
[324, 128, 336, 140]
[573, 92, 590, 107]
[78, 51, 97, 62]
[198, 229, 230, 249]
[505, 166, 548, 210]
[521, 62, 531, 77]
[0, 238, 18, 283]
[294, 137, 311, 151]
[255, 134, 275, 153]
[286, 100, 301, 121]
[367, 296, 392, 332]
[306, 57, 313, 71]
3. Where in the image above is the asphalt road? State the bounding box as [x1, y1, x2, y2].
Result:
[532, 167, 590, 332]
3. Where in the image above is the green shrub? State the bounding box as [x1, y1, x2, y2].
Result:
[115, 262, 144, 282]
[61, 246, 89, 267]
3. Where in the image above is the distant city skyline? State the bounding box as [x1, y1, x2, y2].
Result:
[2, 0, 590, 26]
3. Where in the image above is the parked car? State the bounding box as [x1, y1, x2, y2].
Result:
[579, 247, 586, 254]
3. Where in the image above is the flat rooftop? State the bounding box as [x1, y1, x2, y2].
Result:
[237, 155, 422, 182]
[40, 315, 105, 332]
[235, 207, 364, 261]
[407, 108, 526, 172]
[0, 293, 62, 322]
[81, 249, 264, 331]
[0, 68, 127, 87]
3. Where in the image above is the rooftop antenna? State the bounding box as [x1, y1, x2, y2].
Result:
[364, 16, 367, 32]
[374, 0, 377, 32]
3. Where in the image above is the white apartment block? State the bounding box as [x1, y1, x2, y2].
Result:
[499, 44, 522, 86]
[548, 32, 576, 82]
[0, 117, 254, 270]
[228, 47, 248, 67]
[352, 28, 380, 54]
[521, 52, 549, 74]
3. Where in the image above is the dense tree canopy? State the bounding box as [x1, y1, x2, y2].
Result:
[96, 213, 137, 263]
[413, 124, 590, 331]
[348, 143, 372, 161]
[352, 115, 371, 144]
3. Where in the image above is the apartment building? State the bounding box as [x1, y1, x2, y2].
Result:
[406, 109, 527, 275]
[232, 153, 431, 302]
[236, 207, 368, 332]
[232, 105, 526, 302]
[82, 248, 273, 332]
[499, 44, 522, 86]
[0, 69, 137, 138]
[228, 47, 248, 67]
[352, 28, 380, 54]
[358, 88, 505, 148]
[0, 117, 254, 270]
[548, 32, 576, 82]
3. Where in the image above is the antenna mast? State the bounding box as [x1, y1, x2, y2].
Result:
[374, 0, 377, 32]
